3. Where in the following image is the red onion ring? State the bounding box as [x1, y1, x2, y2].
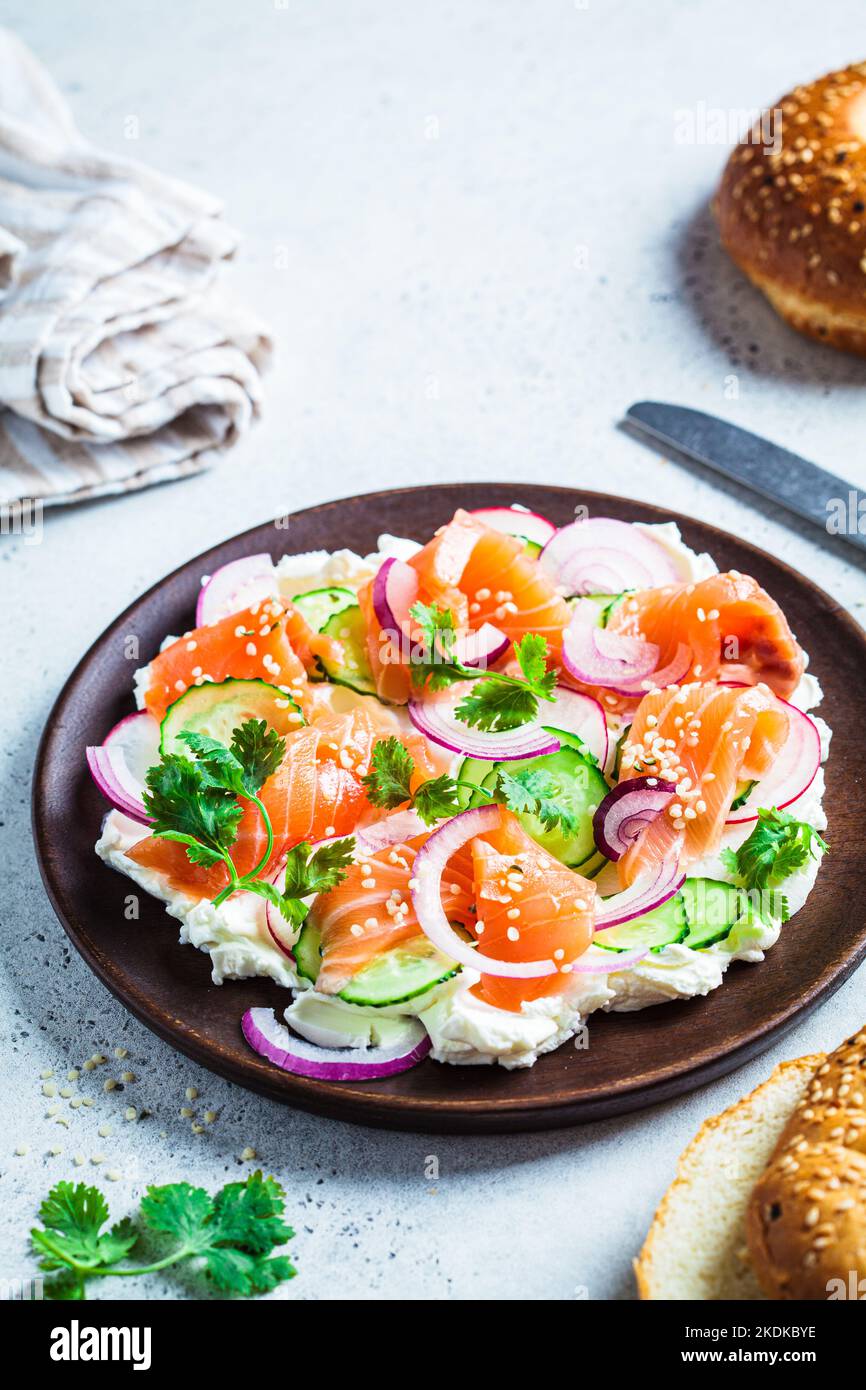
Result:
[242, 1006, 431, 1080]
[594, 859, 685, 931]
[592, 777, 677, 861]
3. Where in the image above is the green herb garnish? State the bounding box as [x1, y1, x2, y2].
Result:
[362, 736, 574, 831]
[31, 1174, 295, 1300]
[144, 718, 353, 917]
[721, 807, 828, 902]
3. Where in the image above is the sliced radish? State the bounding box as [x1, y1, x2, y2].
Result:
[592, 777, 677, 861]
[540, 517, 680, 596]
[453, 622, 510, 670]
[724, 692, 821, 825]
[371, 556, 419, 635]
[411, 804, 561, 978]
[242, 1006, 431, 1080]
[196, 554, 277, 627]
[86, 711, 161, 825]
[594, 859, 685, 931]
[407, 682, 606, 764]
[470, 506, 557, 549]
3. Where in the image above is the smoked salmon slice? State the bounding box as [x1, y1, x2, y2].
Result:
[615, 681, 790, 886]
[142, 599, 346, 722]
[470, 810, 597, 1012]
[126, 706, 433, 900]
[311, 838, 475, 996]
[606, 572, 805, 698]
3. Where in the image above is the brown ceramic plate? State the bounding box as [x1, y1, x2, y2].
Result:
[33, 484, 866, 1133]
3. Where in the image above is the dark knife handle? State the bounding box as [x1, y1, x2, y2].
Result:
[626, 402, 866, 557]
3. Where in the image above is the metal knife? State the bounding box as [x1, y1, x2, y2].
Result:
[625, 401, 866, 557]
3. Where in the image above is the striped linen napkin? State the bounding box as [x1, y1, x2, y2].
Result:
[0, 30, 271, 510]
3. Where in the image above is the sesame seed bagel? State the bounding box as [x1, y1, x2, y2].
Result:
[715, 63, 866, 354]
[746, 1030, 866, 1299]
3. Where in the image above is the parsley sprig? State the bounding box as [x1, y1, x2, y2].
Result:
[454, 633, 557, 732]
[721, 807, 828, 911]
[408, 601, 557, 733]
[143, 718, 354, 920]
[31, 1175, 295, 1300]
[362, 736, 576, 832]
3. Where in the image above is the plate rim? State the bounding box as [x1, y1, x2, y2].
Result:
[32, 483, 866, 1133]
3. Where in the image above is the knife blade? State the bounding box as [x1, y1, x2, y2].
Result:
[625, 401, 866, 557]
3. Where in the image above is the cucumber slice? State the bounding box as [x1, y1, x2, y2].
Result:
[730, 779, 757, 812]
[456, 756, 497, 809]
[595, 891, 689, 953]
[681, 878, 748, 950]
[294, 920, 323, 985]
[318, 605, 377, 696]
[543, 723, 601, 768]
[490, 746, 609, 870]
[294, 923, 459, 1006]
[293, 585, 357, 633]
[613, 724, 632, 779]
[159, 677, 304, 756]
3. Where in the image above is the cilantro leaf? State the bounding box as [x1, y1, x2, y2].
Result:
[230, 719, 287, 794]
[31, 1183, 138, 1275]
[497, 766, 578, 833]
[514, 634, 557, 700]
[413, 774, 461, 826]
[282, 838, 356, 900]
[33, 1174, 296, 1300]
[407, 602, 467, 691]
[453, 633, 557, 732]
[454, 679, 540, 732]
[179, 719, 285, 799]
[141, 1172, 294, 1296]
[143, 755, 242, 861]
[724, 808, 828, 893]
[362, 736, 415, 808]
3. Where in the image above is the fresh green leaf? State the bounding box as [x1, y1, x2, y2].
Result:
[407, 602, 467, 690]
[282, 838, 356, 901]
[514, 634, 557, 701]
[143, 755, 242, 861]
[454, 679, 541, 732]
[31, 1182, 137, 1274]
[361, 736, 415, 808]
[724, 808, 828, 893]
[140, 1172, 295, 1297]
[453, 633, 557, 732]
[413, 774, 461, 826]
[497, 766, 578, 833]
[33, 1173, 297, 1300]
[230, 719, 287, 795]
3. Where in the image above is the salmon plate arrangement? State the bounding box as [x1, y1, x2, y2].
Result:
[87, 507, 830, 1081]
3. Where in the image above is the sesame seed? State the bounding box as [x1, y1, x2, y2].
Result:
[506, 907, 520, 920]
[245, 642, 257, 656]
[349, 924, 364, 938]
[506, 926, 520, 941]
[240, 1146, 257, 1161]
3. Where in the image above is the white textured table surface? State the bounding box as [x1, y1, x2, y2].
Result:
[3, 0, 866, 1301]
